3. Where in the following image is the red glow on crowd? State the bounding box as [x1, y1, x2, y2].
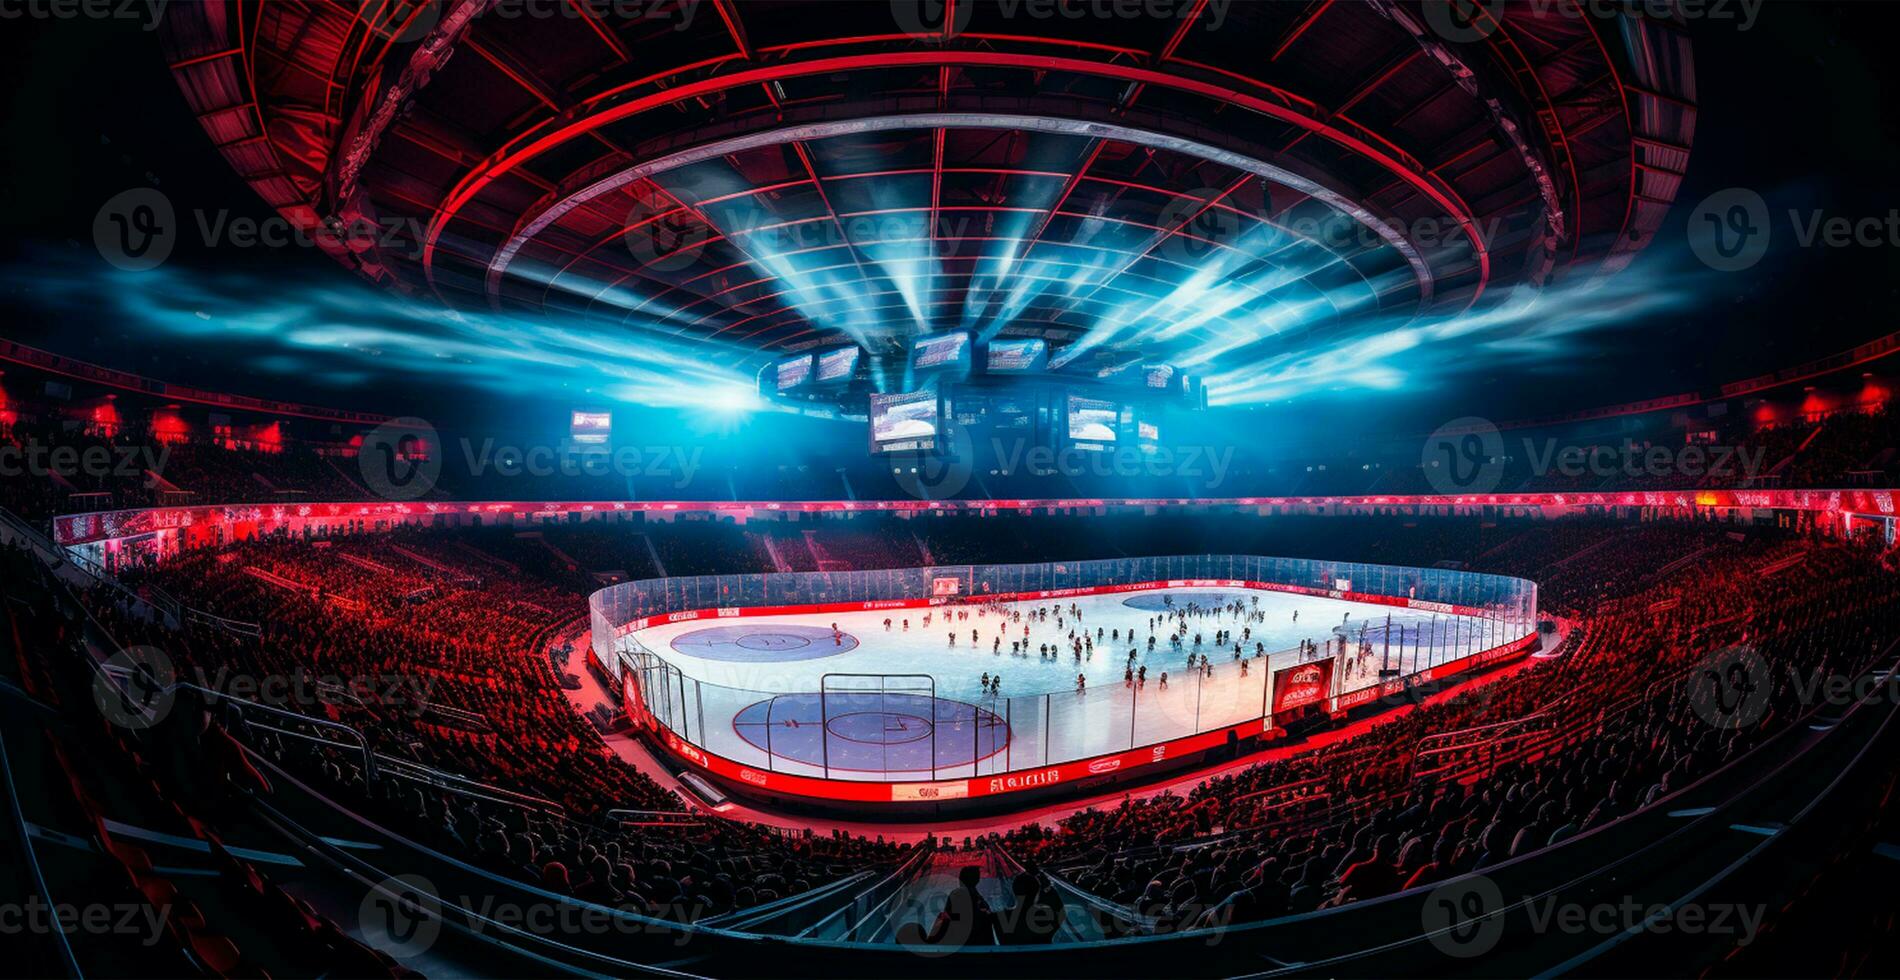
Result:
[87, 394, 121, 435]
[151, 404, 189, 443]
[1859, 374, 1890, 411]
[215, 420, 285, 453]
[1799, 386, 1839, 420]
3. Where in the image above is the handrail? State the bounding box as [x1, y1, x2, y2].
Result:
[369, 753, 567, 816]
[415, 699, 492, 730]
[1232, 789, 1383, 840]
[604, 807, 700, 822]
[1236, 786, 1335, 825]
[72, 565, 574, 823]
[987, 841, 1118, 941]
[799, 841, 936, 942]
[0, 728, 83, 977]
[183, 605, 261, 637]
[92, 668, 378, 781]
[1230, 773, 1329, 807]
[0, 506, 68, 570]
[1041, 868, 1155, 937]
[1409, 653, 1718, 786]
[145, 584, 184, 623]
[1405, 624, 1599, 776]
[697, 869, 876, 933]
[1414, 700, 1565, 752]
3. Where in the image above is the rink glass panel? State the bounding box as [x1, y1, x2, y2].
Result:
[592, 555, 1537, 783]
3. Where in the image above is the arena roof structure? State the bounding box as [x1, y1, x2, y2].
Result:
[156, 1, 1696, 377]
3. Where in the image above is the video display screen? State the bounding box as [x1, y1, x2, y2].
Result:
[987, 338, 1047, 373]
[869, 390, 940, 452]
[1143, 364, 1176, 389]
[986, 395, 1031, 428]
[1066, 395, 1119, 446]
[816, 347, 860, 383]
[775, 354, 814, 391]
[570, 411, 611, 446]
[911, 332, 970, 370]
[1138, 420, 1160, 443]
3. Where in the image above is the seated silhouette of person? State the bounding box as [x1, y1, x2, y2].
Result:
[999, 872, 1065, 945]
[902, 866, 997, 948]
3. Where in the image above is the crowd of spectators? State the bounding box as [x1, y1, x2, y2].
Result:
[995, 528, 1899, 929]
[97, 530, 903, 920]
[50, 509, 1900, 937]
[0, 417, 374, 518]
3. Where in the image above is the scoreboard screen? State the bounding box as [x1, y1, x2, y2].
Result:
[1066, 395, 1118, 448]
[570, 411, 611, 445]
[869, 390, 939, 453]
[911, 332, 971, 371]
[816, 347, 860, 383]
[987, 338, 1047, 373]
[775, 354, 814, 391]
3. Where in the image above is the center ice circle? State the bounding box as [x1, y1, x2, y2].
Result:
[1122, 590, 1253, 612]
[730, 692, 1009, 773]
[670, 624, 859, 661]
[824, 710, 935, 745]
[736, 632, 813, 651]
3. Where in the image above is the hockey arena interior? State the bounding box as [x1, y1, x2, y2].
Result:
[8, 2, 1900, 977]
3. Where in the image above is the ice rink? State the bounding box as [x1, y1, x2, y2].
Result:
[628, 587, 1505, 782]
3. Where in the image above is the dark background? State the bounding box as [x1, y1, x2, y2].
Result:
[1, 2, 1897, 445]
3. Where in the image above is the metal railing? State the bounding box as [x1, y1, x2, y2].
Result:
[801, 841, 938, 942]
[370, 753, 566, 816]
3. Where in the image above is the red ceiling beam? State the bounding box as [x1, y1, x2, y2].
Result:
[1118, 0, 1208, 108]
[424, 50, 1487, 299]
[711, 0, 783, 112]
[465, 37, 562, 113]
[544, 165, 1080, 309]
[168, 46, 244, 70]
[1280, 49, 1422, 156]
[567, 0, 630, 61]
[1272, 0, 1334, 61]
[712, 0, 756, 59]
